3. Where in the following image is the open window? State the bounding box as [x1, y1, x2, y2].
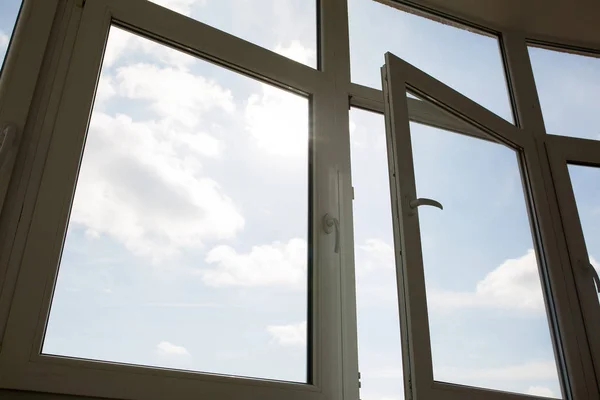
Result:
[382, 53, 566, 399]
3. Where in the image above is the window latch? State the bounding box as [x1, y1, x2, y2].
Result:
[323, 213, 340, 253]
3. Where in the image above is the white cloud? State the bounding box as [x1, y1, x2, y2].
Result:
[428, 249, 547, 312]
[267, 321, 306, 346]
[103, 27, 195, 70]
[116, 63, 235, 128]
[71, 112, 244, 260]
[156, 341, 190, 357]
[94, 76, 116, 108]
[0, 31, 8, 51]
[357, 238, 395, 272]
[274, 41, 316, 66]
[201, 238, 307, 287]
[245, 43, 309, 158]
[527, 386, 555, 398]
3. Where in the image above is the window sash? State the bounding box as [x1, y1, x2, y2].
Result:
[381, 52, 579, 400]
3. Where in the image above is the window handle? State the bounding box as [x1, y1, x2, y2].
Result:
[323, 213, 340, 253]
[409, 198, 443, 211]
[587, 262, 600, 294]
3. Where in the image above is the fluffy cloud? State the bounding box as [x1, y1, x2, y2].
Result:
[116, 63, 235, 128]
[428, 249, 547, 313]
[267, 321, 307, 346]
[274, 41, 316, 66]
[527, 386, 555, 398]
[94, 76, 116, 108]
[156, 341, 191, 357]
[357, 239, 395, 272]
[71, 112, 244, 260]
[245, 43, 310, 158]
[357, 242, 553, 313]
[201, 238, 307, 287]
[103, 27, 194, 70]
[71, 27, 249, 261]
[0, 31, 8, 51]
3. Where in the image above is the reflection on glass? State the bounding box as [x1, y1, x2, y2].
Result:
[348, 0, 513, 122]
[350, 108, 404, 400]
[409, 97, 561, 398]
[0, 0, 21, 72]
[529, 46, 600, 140]
[43, 27, 309, 383]
[568, 164, 600, 301]
[148, 0, 317, 68]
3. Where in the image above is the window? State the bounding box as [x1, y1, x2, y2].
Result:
[43, 26, 310, 382]
[348, 0, 513, 121]
[0, 2, 343, 399]
[148, 0, 317, 68]
[0, 0, 21, 72]
[528, 46, 600, 140]
[382, 53, 564, 400]
[0, 1, 599, 400]
[350, 108, 404, 400]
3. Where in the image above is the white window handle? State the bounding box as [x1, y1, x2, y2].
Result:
[0, 123, 18, 169]
[323, 213, 340, 253]
[409, 198, 443, 210]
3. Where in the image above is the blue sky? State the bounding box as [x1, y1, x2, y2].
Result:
[0, 0, 20, 71]
[1, 1, 599, 400]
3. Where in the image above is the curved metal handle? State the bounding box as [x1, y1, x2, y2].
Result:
[323, 213, 340, 253]
[409, 198, 443, 210]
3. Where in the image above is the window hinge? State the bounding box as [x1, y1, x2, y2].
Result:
[351, 186, 355, 200]
[358, 371, 361, 388]
[75, 0, 86, 8]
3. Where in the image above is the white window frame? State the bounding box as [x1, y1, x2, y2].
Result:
[0, 1, 354, 399]
[0, 0, 59, 213]
[0, 0, 60, 279]
[0, 0, 63, 352]
[0, 0, 598, 400]
[381, 51, 596, 400]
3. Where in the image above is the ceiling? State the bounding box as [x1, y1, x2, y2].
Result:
[412, 0, 600, 50]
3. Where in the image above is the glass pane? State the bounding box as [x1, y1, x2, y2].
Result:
[43, 26, 310, 383]
[348, 0, 513, 122]
[148, 0, 317, 69]
[408, 96, 561, 398]
[350, 108, 404, 400]
[529, 46, 600, 140]
[568, 164, 600, 301]
[0, 0, 21, 72]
